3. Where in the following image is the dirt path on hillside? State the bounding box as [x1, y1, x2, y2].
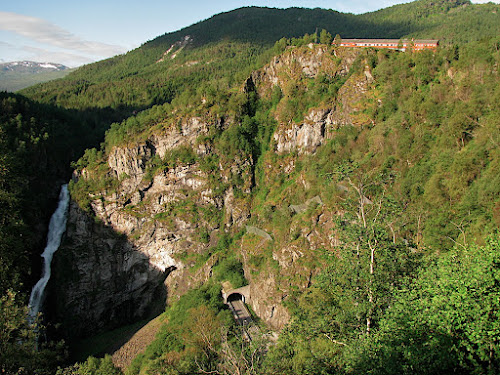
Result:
[112, 315, 165, 370]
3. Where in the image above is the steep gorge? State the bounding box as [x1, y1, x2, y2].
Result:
[50, 45, 370, 336]
[51, 39, 500, 350]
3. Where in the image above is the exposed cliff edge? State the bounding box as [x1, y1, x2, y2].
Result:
[50, 202, 172, 336]
[52, 44, 377, 336]
[256, 45, 376, 155]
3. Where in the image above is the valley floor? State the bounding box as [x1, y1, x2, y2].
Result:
[112, 315, 165, 370]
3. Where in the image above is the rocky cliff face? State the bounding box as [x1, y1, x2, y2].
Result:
[52, 115, 250, 336]
[53, 44, 377, 336]
[261, 45, 376, 155]
[50, 202, 171, 336]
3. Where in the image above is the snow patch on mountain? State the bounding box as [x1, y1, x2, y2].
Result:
[0, 61, 68, 72]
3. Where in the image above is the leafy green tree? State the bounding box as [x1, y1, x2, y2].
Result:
[351, 235, 500, 374]
[58, 355, 121, 375]
[319, 29, 333, 45]
[334, 34, 342, 47]
[0, 290, 66, 374]
[180, 306, 222, 373]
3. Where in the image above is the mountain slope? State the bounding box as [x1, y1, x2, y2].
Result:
[3, 0, 500, 373]
[0, 61, 72, 92]
[149, 0, 498, 48]
[20, 0, 500, 113]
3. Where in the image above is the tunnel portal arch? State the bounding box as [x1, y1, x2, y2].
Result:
[222, 285, 250, 304]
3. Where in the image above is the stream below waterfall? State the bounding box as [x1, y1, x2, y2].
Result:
[28, 184, 70, 324]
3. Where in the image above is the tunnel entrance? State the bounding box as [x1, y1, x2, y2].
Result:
[221, 284, 250, 304]
[227, 292, 245, 304]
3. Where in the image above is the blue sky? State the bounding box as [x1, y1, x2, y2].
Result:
[0, 0, 497, 67]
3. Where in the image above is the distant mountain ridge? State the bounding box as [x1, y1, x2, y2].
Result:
[148, 0, 489, 50]
[21, 0, 500, 108]
[1, 61, 69, 73]
[0, 61, 71, 92]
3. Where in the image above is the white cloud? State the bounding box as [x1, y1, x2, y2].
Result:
[0, 11, 128, 58]
[0, 33, 95, 67]
[0, 40, 15, 48]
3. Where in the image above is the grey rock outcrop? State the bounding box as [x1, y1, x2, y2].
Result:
[246, 226, 273, 241]
[272, 64, 375, 155]
[274, 108, 332, 154]
[248, 274, 290, 330]
[108, 142, 153, 178]
[50, 202, 175, 337]
[53, 116, 249, 336]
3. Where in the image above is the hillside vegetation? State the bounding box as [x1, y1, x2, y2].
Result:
[67, 36, 500, 374]
[21, 0, 500, 112]
[0, 0, 500, 374]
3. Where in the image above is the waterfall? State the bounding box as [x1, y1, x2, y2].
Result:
[28, 184, 70, 324]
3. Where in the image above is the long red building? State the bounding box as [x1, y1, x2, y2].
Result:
[338, 39, 439, 51]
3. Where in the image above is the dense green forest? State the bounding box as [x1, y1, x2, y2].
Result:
[1, 0, 500, 374]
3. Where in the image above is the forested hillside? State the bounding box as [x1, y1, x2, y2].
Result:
[1, 0, 500, 374]
[20, 0, 500, 112]
[58, 34, 500, 375]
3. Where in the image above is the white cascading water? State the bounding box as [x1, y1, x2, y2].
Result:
[28, 184, 70, 324]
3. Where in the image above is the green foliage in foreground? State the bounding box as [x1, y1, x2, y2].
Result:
[350, 235, 500, 374]
[258, 39, 500, 374]
[56, 355, 120, 375]
[0, 291, 66, 374]
[263, 236, 500, 374]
